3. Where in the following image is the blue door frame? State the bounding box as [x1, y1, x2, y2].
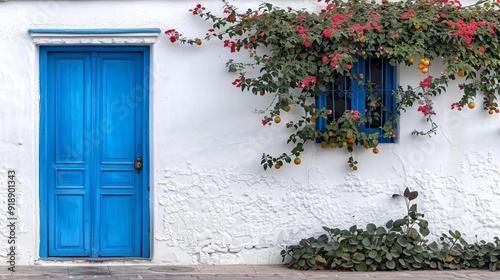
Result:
[39, 46, 150, 258]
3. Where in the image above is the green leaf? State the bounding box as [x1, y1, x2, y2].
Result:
[419, 226, 430, 237]
[407, 228, 419, 240]
[375, 227, 387, 235]
[354, 253, 365, 261]
[428, 241, 439, 251]
[409, 204, 417, 212]
[403, 187, 410, 197]
[366, 223, 377, 234]
[397, 237, 410, 247]
[386, 220, 394, 229]
[368, 250, 378, 259]
[355, 261, 368, 271]
[362, 238, 371, 247]
[349, 225, 357, 233]
[386, 260, 396, 269]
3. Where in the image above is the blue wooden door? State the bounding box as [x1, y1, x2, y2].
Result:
[40, 47, 150, 258]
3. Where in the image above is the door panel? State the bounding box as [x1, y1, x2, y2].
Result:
[48, 53, 92, 257]
[42, 47, 148, 258]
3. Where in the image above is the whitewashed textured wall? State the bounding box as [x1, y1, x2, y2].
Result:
[0, 0, 499, 265]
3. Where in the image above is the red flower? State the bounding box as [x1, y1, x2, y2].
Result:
[479, 46, 485, 55]
[420, 77, 433, 89]
[304, 41, 310, 48]
[297, 15, 306, 21]
[223, 40, 238, 53]
[323, 30, 332, 38]
[417, 105, 434, 116]
[232, 78, 242, 87]
[322, 56, 328, 63]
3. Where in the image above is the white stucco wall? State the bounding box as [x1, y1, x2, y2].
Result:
[0, 0, 499, 266]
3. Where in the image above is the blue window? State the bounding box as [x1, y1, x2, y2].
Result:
[316, 56, 397, 143]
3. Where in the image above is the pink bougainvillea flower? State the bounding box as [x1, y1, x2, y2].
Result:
[479, 46, 485, 55]
[323, 30, 332, 38]
[298, 26, 308, 34]
[420, 77, 433, 89]
[297, 15, 306, 21]
[417, 105, 434, 116]
[232, 78, 242, 87]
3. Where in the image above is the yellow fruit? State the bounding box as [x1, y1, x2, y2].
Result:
[274, 163, 281, 169]
[328, 131, 334, 137]
[329, 142, 337, 148]
[274, 116, 281, 123]
[373, 147, 379, 154]
[342, 141, 347, 147]
[320, 141, 328, 148]
[468, 102, 475, 109]
[457, 69, 465, 77]
[422, 59, 430, 66]
[294, 157, 301, 165]
[420, 58, 425, 64]
[414, 23, 420, 29]
[310, 116, 317, 122]
[409, 56, 415, 64]
[361, 50, 367, 56]
[348, 138, 356, 144]
[284, 105, 291, 112]
[418, 63, 425, 70]
[489, 109, 494, 115]
[360, 37, 366, 43]
[421, 67, 429, 74]
[196, 39, 202, 46]
[353, 166, 358, 171]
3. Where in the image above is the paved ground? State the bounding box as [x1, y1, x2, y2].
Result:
[0, 265, 500, 279]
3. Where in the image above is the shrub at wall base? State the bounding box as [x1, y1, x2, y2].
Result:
[280, 188, 500, 271]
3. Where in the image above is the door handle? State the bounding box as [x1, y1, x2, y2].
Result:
[135, 157, 143, 174]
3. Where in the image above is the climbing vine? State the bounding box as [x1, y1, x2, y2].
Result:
[167, 0, 500, 170]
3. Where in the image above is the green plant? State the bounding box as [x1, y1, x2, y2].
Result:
[391, 187, 430, 240]
[168, 0, 500, 170]
[281, 188, 500, 271]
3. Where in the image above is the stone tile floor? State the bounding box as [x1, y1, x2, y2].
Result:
[0, 265, 499, 279]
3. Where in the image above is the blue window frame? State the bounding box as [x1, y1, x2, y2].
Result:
[316, 56, 397, 143]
